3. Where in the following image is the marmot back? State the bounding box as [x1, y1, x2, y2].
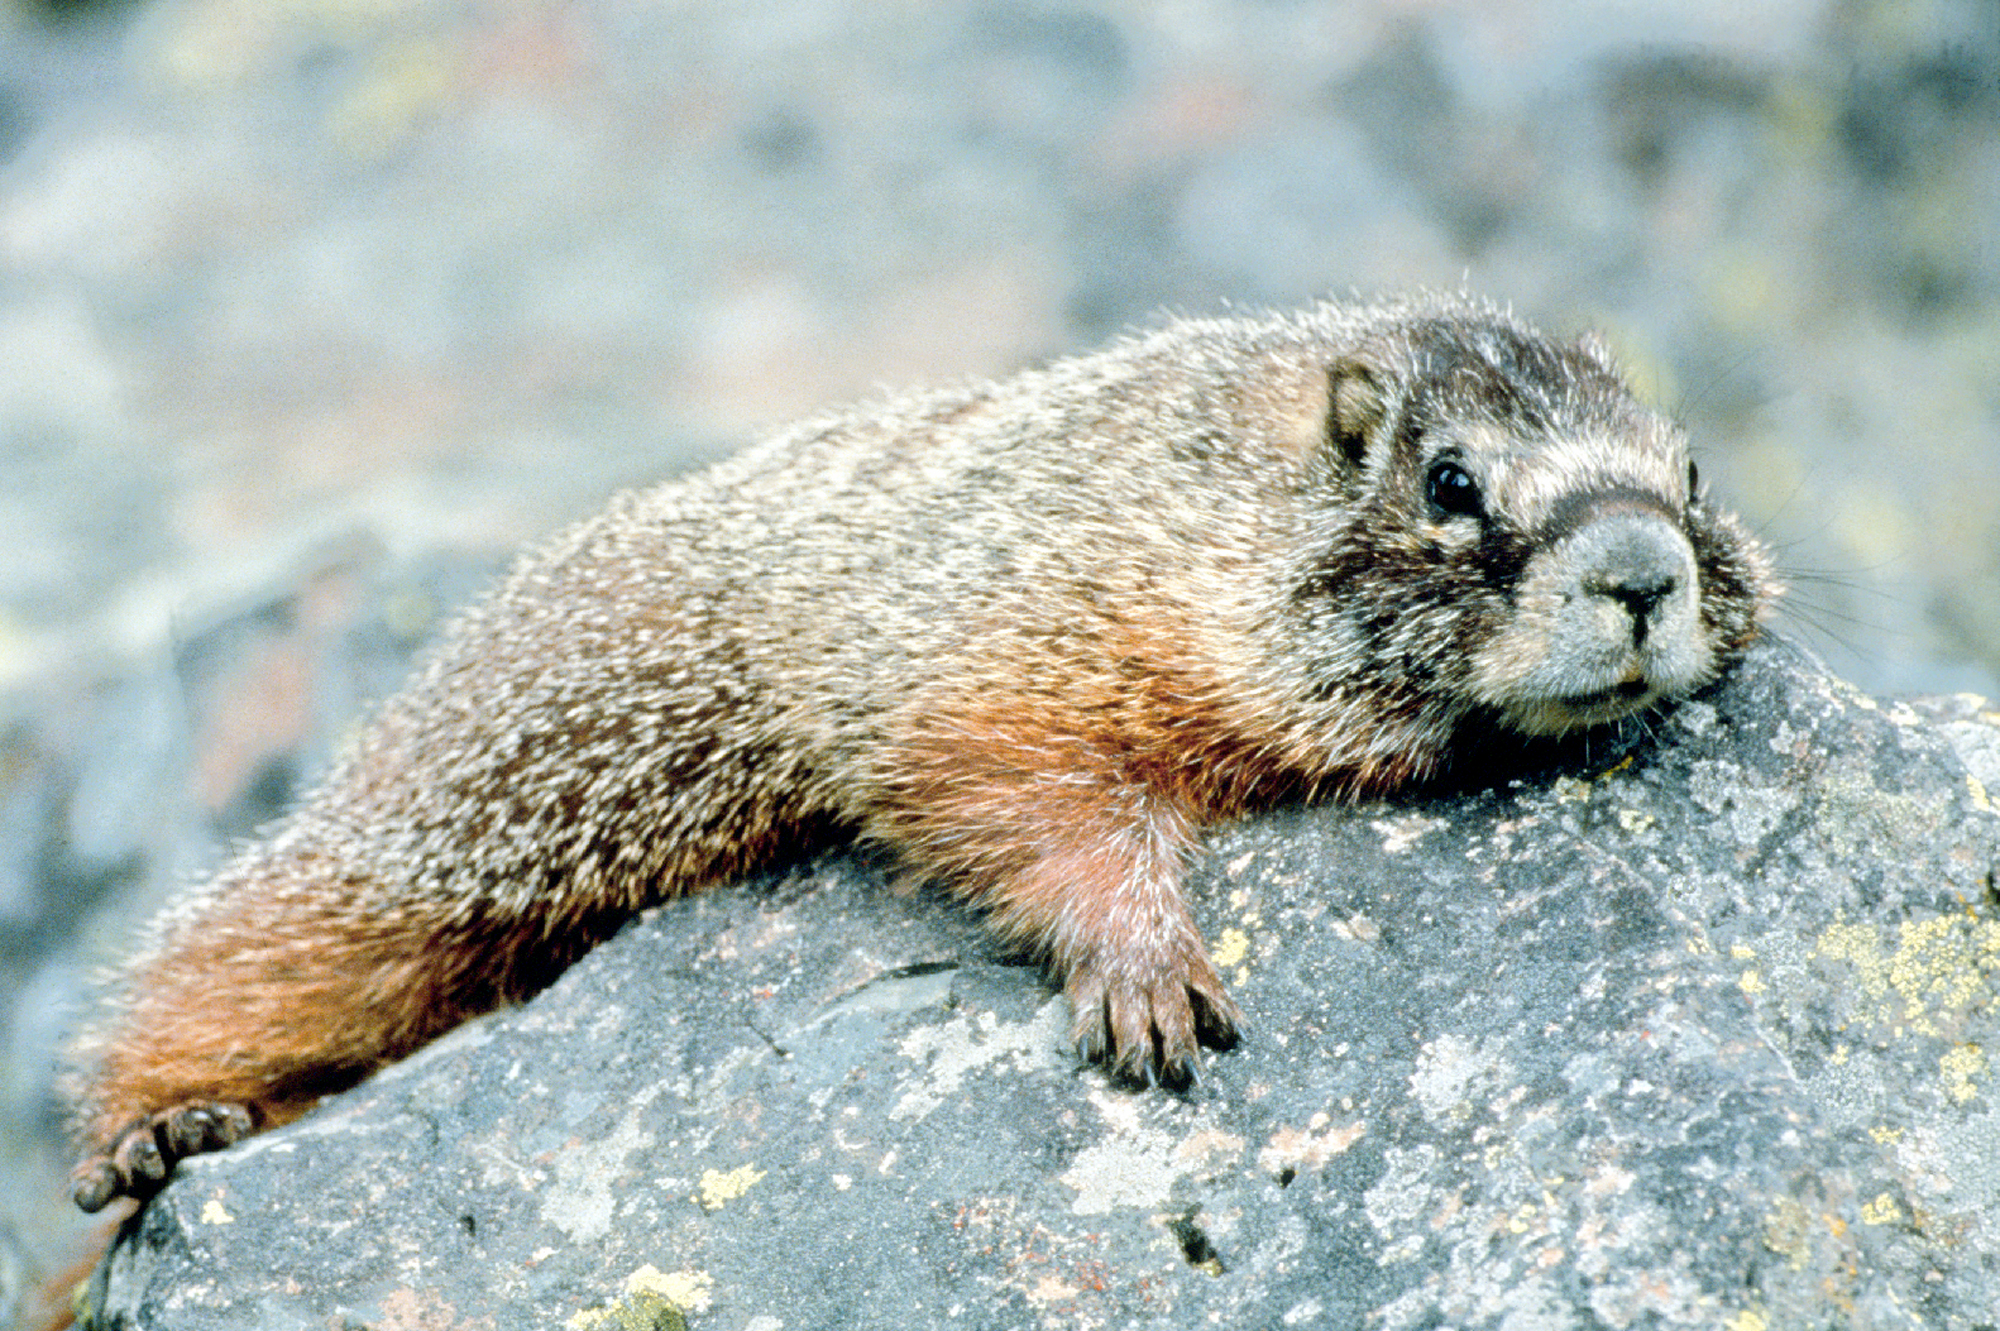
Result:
[66, 290, 1775, 1212]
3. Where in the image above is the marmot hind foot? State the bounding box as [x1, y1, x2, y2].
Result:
[71, 1101, 255, 1213]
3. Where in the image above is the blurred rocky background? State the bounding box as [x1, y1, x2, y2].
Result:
[0, 0, 1994, 1309]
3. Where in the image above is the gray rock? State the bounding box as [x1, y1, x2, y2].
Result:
[84, 640, 2000, 1329]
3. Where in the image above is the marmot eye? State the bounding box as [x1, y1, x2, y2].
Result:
[1425, 459, 1482, 520]
[1686, 458, 1701, 495]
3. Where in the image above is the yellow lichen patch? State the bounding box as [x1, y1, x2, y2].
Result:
[1969, 774, 1995, 814]
[1210, 927, 1251, 969]
[1891, 917, 2000, 1011]
[1816, 920, 1888, 994]
[1724, 1310, 1769, 1331]
[697, 1164, 766, 1211]
[567, 1266, 712, 1331]
[1860, 1193, 1903, 1226]
[1738, 968, 1767, 996]
[199, 1197, 235, 1225]
[1942, 1044, 1988, 1104]
[1869, 1125, 1904, 1144]
[578, 1291, 682, 1331]
[1616, 808, 1655, 834]
[1813, 915, 2000, 1036]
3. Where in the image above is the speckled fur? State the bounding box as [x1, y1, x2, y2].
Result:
[65, 290, 1774, 1210]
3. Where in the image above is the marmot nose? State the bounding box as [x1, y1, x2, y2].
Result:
[1574, 515, 1693, 647]
[1593, 571, 1677, 623]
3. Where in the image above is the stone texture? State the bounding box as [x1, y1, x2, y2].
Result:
[81, 640, 2000, 1329]
[8, 0, 2000, 1294]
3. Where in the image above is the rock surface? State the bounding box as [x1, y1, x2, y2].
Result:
[8, 0, 2000, 1298]
[81, 640, 2000, 1329]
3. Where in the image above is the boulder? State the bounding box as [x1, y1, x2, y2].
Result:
[84, 640, 2000, 1329]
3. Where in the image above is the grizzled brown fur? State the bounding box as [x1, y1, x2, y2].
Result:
[67, 291, 1774, 1211]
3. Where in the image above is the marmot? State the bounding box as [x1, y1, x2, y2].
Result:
[66, 291, 1774, 1212]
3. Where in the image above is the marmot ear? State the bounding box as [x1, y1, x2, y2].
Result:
[1327, 358, 1387, 472]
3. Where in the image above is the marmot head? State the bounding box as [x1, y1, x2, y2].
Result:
[1286, 296, 1775, 739]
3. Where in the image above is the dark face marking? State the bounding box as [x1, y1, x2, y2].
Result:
[1534, 485, 1684, 547]
[1472, 521, 1536, 597]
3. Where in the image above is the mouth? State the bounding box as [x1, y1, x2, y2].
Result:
[1490, 655, 1686, 735]
[1503, 675, 1659, 736]
[1555, 677, 1654, 711]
